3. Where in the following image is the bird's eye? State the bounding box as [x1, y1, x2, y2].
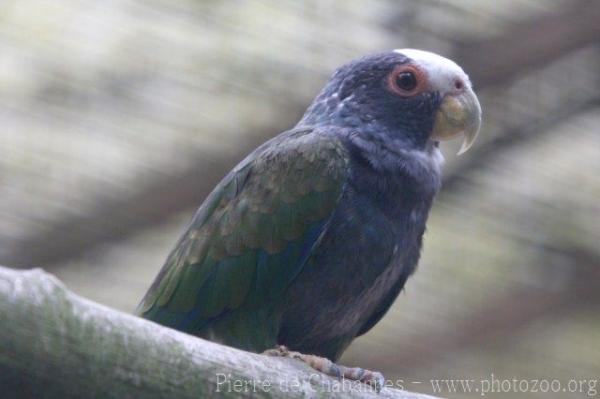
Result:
[388, 65, 426, 96]
[395, 72, 417, 91]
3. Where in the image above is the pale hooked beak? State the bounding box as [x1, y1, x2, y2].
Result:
[430, 87, 481, 155]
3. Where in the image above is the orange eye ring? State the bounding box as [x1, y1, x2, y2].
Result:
[387, 64, 427, 97]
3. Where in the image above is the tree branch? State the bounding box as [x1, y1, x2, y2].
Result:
[0, 266, 435, 399]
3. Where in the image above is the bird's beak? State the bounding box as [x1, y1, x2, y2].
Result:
[430, 87, 481, 155]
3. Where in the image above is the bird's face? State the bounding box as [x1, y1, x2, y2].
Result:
[308, 49, 481, 154]
[392, 49, 481, 154]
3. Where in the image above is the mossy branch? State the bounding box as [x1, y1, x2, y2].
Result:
[0, 266, 435, 399]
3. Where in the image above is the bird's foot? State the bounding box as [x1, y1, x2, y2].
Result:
[263, 345, 385, 392]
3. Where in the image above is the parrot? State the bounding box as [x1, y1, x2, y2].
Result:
[136, 49, 481, 389]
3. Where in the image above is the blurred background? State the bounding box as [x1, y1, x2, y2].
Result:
[1, 0, 599, 397]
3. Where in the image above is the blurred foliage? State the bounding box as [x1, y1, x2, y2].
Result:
[0, 1, 598, 397]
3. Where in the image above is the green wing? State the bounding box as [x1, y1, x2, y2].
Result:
[137, 129, 349, 351]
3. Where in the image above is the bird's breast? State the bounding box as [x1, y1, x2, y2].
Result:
[280, 166, 435, 351]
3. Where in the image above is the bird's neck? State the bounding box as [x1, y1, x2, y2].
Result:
[298, 87, 432, 150]
[298, 87, 443, 193]
[348, 131, 443, 188]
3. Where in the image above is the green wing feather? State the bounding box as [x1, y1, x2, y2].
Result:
[136, 129, 349, 351]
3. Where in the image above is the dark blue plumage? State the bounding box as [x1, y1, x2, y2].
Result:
[279, 53, 444, 359]
[138, 49, 481, 372]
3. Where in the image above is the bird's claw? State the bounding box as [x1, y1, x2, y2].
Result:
[262, 345, 289, 357]
[359, 369, 386, 393]
[263, 345, 385, 392]
[336, 365, 385, 392]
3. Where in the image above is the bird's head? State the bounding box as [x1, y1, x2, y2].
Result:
[301, 49, 481, 155]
